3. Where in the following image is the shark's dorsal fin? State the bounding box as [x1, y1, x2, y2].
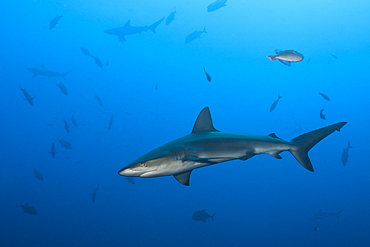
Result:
[268, 133, 282, 140]
[192, 107, 219, 133]
[174, 170, 192, 186]
[124, 20, 131, 27]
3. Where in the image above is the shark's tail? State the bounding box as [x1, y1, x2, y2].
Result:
[289, 122, 347, 171]
[210, 213, 215, 222]
[335, 210, 344, 218]
[61, 71, 71, 80]
[149, 17, 164, 33]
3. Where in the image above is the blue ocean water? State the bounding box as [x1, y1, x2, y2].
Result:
[1, 0, 369, 246]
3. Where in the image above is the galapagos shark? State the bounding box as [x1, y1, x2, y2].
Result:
[27, 64, 70, 80]
[104, 18, 164, 42]
[118, 107, 346, 186]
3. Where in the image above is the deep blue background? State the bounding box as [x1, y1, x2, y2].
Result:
[0, 0, 369, 246]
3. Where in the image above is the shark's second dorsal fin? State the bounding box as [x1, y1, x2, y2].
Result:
[124, 20, 131, 27]
[268, 133, 282, 140]
[192, 107, 219, 133]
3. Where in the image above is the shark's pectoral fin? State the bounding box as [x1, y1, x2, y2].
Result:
[239, 154, 255, 161]
[32, 73, 38, 79]
[174, 170, 192, 186]
[118, 36, 127, 42]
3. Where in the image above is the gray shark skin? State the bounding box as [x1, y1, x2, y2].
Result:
[311, 209, 344, 220]
[27, 64, 70, 80]
[104, 18, 164, 42]
[207, 0, 227, 12]
[341, 141, 353, 166]
[119, 107, 347, 186]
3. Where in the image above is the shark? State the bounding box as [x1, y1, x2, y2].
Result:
[27, 64, 70, 80]
[118, 107, 346, 186]
[311, 209, 344, 220]
[104, 18, 164, 42]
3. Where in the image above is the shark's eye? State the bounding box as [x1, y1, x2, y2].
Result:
[140, 163, 146, 167]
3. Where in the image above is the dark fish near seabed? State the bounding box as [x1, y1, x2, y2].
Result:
[267, 50, 304, 62]
[108, 114, 114, 130]
[342, 141, 353, 166]
[203, 66, 211, 82]
[319, 92, 330, 101]
[20, 88, 35, 106]
[80, 46, 90, 56]
[270, 94, 282, 112]
[91, 55, 103, 69]
[314, 225, 318, 232]
[71, 114, 77, 127]
[92, 184, 100, 203]
[185, 27, 207, 43]
[50, 15, 62, 30]
[48, 142, 56, 158]
[207, 0, 227, 12]
[56, 82, 68, 95]
[95, 93, 103, 107]
[33, 169, 44, 181]
[192, 210, 215, 222]
[319, 108, 326, 120]
[166, 9, 176, 26]
[63, 118, 70, 134]
[20, 203, 37, 215]
[59, 138, 72, 149]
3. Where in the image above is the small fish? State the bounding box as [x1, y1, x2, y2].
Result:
[319, 92, 330, 101]
[108, 114, 114, 130]
[91, 55, 103, 69]
[330, 53, 338, 59]
[155, 84, 158, 91]
[314, 225, 318, 232]
[71, 114, 77, 127]
[33, 169, 44, 181]
[274, 49, 291, 66]
[207, 0, 227, 12]
[92, 183, 100, 203]
[80, 46, 90, 56]
[307, 58, 311, 64]
[50, 15, 62, 30]
[185, 27, 207, 43]
[192, 210, 215, 223]
[59, 138, 72, 149]
[203, 66, 211, 82]
[267, 50, 304, 63]
[20, 203, 37, 215]
[48, 142, 56, 158]
[63, 118, 70, 134]
[95, 93, 103, 107]
[20, 88, 35, 106]
[56, 82, 68, 95]
[166, 9, 176, 26]
[342, 141, 353, 166]
[319, 108, 326, 120]
[270, 94, 282, 112]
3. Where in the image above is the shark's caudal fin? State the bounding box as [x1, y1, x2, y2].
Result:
[289, 122, 347, 171]
[61, 71, 71, 80]
[149, 17, 164, 33]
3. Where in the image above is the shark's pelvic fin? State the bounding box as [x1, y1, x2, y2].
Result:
[192, 107, 219, 133]
[290, 122, 347, 171]
[174, 170, 192, 186]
